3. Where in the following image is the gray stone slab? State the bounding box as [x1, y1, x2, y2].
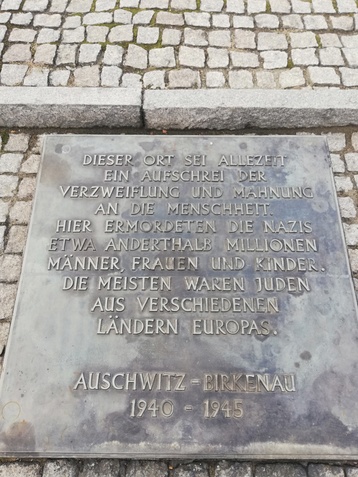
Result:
[0, 87, 142, 128]
[144, 90, 358, 129]
[1, 135, 358, 459]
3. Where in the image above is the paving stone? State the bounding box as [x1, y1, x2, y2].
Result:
[282, 14, 304, 29]
[96, 0, 117, 10]
[233, 15, 254, 28]
[1, 0, 22, 10]
[24, 66, 50, 86]
[108, 25, 133, 42]
[1, 65, 28, 85]
[345, 153, 358, 171]
[212, 14, 230, 28]
[261, 50, 288, 69]
[63, 26, 85, 42]
[179, 46, 205, 67]
[21, 154, 41, 174]
[140, 0, 169, 8]
[208, 30, 231, 47]
[226, 0, 245, 13]
[18, 177, 36, 199]
[8, 28, 36, 42]
[184, 12, 211, 27]
[172, 464, 208, 477]
[0, 153, 23, 173]
[247, 0, 266, 14]
[56, 44, 77, 64]
[171, 0, 197, 9]
[308, 66, 340, 85]
[5, 134, 30, 152]
[66, 0, 92, 12]
[30, 136, 44, 155]
[255, 14, 279, 28]
[49, 69, 70, 85]
[303, 15, 329, 29]
[343, 48, 358, 67]
[133, 10, 154, 24]
[23, 0, 49, 11]
[344, 224, 358, 246]
[0, 254, 22, 281]
[43, 460, 78, 477]
[3, 44, 32, 62]
[34, 44, 57, 64]
[347, 468, 358, 477]
[292, 48, 319, 65]
[156, 11, 184, 25]
[0, 283, 17, 320]
[149, 46, 175, 67]
[11, 12, 33, 25]
[0, 200, 9, 223]
[256, 70, 276, 87]
[113, 9, 132, 23]
[0, 13, 11, 22]
[290, 31, 318, 48]
[269, 0, 290, 13]
[349, 247, 358, 273]
[200, 0, 224, 12]
[79, 43, 101, 63]
[120, 72, 142, 87]
[162, 28, 182, 45]
[168, 68, 200, 88]
[6, 225, 28, 253]
[10, 201, 32, 224]
[331, 16, 354, 31]
[103, 45, 124, 65]
[229, 70, 254, 88]
[234, 30, 256, 49]
[308, 465, 344, 477]
[326, 132, 346, 151]
[335, 176, 353, 192]
[137, 26, 160, 44]
[257, 32, 288, 50]
[336, 0, 357, 13]
[319, 47, 344, 66]
[330, 153, 345, 172]
[230, 51, 259, 67]
[214, 461, 252, 477]
[352, 133, 358, 151]
[73, 65, 100, 86]
[86, 26, 109, 43]
[341, 35, 358, 48]
[78, 460, 121, 477]
[38, 28, 60, 43]
[320, 33, 342, 47]
[312, 0, 335, 13]
[120, 0, 139, 6]
[256, 464, 306, 477]
[143, 70, 165, 88]
[125, 44, 148, 69]
[206, 71, 225, 87]
[184, 28, 208, 46]
[34, 13, 62, 27]
[208, 47, 229, 67]
[50, 0, 69, 12]
[83, 12, 113, 24]
[0, 225, 5, 253]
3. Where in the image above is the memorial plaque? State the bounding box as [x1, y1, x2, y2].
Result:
[1, 135, 358, 459]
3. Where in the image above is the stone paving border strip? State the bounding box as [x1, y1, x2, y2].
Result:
[144, 89, 358, 130]
[3, 87, 358, 129]
[0, 87, 142, 128]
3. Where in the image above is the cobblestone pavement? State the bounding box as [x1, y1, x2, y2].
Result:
[1, 0, 358, 89]
[1, 129, 358, 472]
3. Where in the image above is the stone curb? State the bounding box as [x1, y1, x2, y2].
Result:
[143, 89, 358, 130]
[0, 87, 142, 128]
[2, 87, 358, 130]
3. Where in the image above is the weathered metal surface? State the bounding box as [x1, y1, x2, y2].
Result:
[0, 135, 358, 459]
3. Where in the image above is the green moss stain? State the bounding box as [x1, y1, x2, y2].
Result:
[266, 0, 271, 12]
[1, 131, 9, 147]
[315, 34, 322, 48]
[287, 57, 294, 68]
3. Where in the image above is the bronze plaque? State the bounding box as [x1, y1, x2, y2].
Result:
[1, 135, 358, 459]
